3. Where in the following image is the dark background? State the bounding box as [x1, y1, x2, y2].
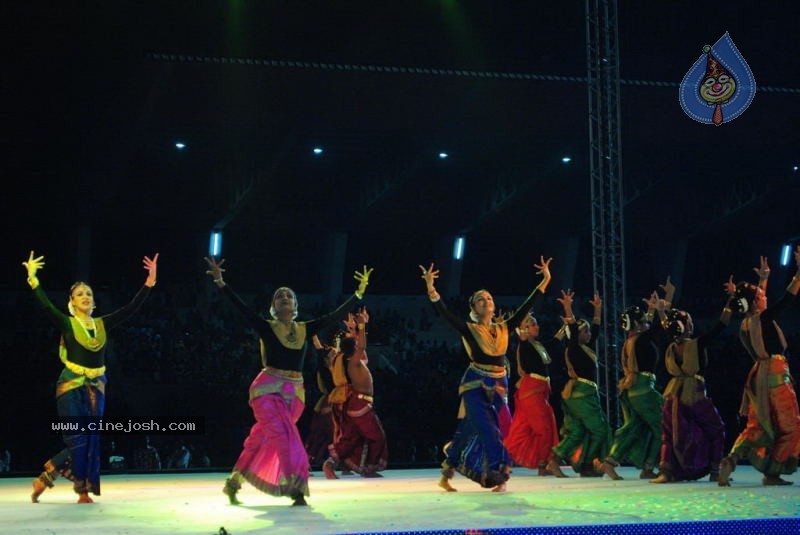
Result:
[1, 1, 798, 472]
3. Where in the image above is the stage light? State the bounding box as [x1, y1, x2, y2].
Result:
[313, 147, 323, 155]
[562, 156, 572, 163]
[793, 165, 798, 172]
[175, 142, 186, 150]
[439, 152, 448, 159]
[453, 236, 465, 260]
[209, 231, 223, 258]
[781, 244, 792, 266]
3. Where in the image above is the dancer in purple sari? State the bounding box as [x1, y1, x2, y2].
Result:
[651, 297, 732, 483]
[205, 256, 371, 506]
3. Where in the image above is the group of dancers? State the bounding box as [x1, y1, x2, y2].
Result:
[21, 244, 800, 506]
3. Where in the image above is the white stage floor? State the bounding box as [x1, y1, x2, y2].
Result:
[1, 467, 798, 534]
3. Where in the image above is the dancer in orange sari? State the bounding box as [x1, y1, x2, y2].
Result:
[719, 250, 800, 486]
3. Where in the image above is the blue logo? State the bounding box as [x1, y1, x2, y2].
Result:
[679, 32, 756, 125]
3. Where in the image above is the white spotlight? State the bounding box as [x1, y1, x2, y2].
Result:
[781, 244, 792, 266]
[209, 231, 223, 258]
[453, 236, 465, 260]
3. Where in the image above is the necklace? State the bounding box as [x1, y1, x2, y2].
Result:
[76, 316, 101, 350]
[279, 320, 298, 344]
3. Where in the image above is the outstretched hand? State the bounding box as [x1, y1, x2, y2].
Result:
[355, 306, 369, 325]
[22, 250, 45, 279]
[723, 275, 735, 297]
[418, 263, 440, 289]
[343, 313, 357, 333]
[143, 253, 159, 287]
[753, 256, 770, 280]
[534, 256, 553, 279]
[204, 256, 226, 284]
[658, 276, 675, 296]
[557, 289, 574, 309]
[589, 291, 602, 310]
[354, 265, 373, 297]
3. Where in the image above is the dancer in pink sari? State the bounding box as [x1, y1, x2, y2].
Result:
[205, 257, 371, 506]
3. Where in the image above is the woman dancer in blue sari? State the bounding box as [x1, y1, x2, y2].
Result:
[24, 250, 157, 503]
[420, 256, 551, 492]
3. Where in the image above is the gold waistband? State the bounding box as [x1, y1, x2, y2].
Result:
[356, 393, 374, 403]
[263, 366, 303, 382]
[576, 377, 598, 388]
[639, 371, 656, 379]
[56, 375, 106, 398]
[63, 360, 106, 379]
[528, 373, 550, 382]
[470, 362, 507, 378]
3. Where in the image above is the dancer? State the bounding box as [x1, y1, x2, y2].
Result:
[597, 280, 674, 480]
[205, 256, 371, 506]
[25, 250, 157, 503]
[719, 249, 800, 486]
[651, 295, 732, 484]
[323, 307, 389, 478]
[503, 311, 559, 475]
[304, 335, 336, 471]
[546, 290, 611, 478]
[420, 256, 552, 492]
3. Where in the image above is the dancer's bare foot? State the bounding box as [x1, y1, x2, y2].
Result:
[31, 478, 47, 503]
[491, 482, 507, 493]
[546, 455, 568, 478]
[596, 460, 623, 481]
[639, 468, 658, 480]
[717, 456, 735, 487]
[438, 475, 457, 492]
[222, 477, 242, 505]
[77, 493, 93, 504]
[322, 459, 339, 480]
[650, 472, 673, 484]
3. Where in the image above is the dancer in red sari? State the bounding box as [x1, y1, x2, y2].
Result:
[503, 312, 559, 475]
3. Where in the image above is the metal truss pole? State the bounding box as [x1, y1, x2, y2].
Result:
[586, 0, 626, 426]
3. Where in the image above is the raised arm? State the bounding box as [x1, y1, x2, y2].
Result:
[762, 246, 800, 320]
[506, 256, 553, 328]
[658, 276, 676, 312]
[353, 306, 369, 363]
[419, 263, 469, 334]
[103, 253, 158, 329]
[23, 250, 44, 291]
[204, 256, 266, 330]
[753, 256, 770, 293]
[697, 297, 734, 349]
[787, 246, 800, 297]
[588, 291, 602, 344]
[557, 289, 580, 348]
[23, 251, 70, 329]
[306, 266, 373, 335]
